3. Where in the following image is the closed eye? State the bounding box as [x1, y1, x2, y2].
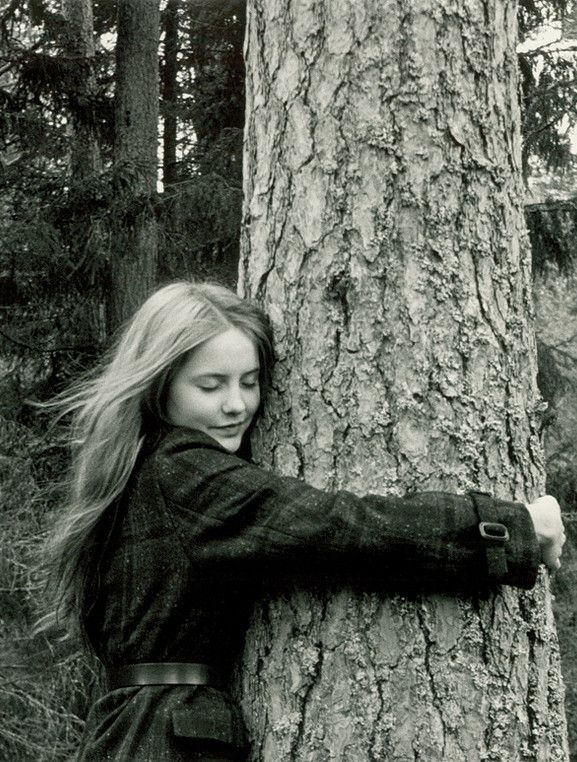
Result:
[193, 370, 259, 392]
[196, 382, 221, 392]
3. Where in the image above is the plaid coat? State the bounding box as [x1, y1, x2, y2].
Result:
[77, 424, 540, 761]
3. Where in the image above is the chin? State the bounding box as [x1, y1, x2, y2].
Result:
[215, 435, 242, 453]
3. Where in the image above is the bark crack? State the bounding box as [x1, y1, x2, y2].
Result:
[415, 598, 447, 760]
[287, 639, 324, 760]
[519, 588, 540, 758]
[471, 258, 509, 357]
[369, 668, 387, 762]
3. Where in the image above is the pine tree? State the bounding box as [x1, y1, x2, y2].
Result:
[238, 1, 568, 758]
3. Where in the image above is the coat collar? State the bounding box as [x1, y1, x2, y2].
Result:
[143, 423, 253, 461]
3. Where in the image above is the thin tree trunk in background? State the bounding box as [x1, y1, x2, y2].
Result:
[109, 0, 160, 331]
[160, 0, 182, 282]
[62, 0, 100, 178]
[62, 0, 106, 343]
[162, 0, 179, 189]
[239, 1, 568, 759]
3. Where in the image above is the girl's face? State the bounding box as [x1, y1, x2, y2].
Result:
[166, 327, 261, 452]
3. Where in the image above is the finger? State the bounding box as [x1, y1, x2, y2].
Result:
[542, 545, 563, 570]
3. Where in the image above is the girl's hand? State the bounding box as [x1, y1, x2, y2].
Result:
[526, 495, 566, 571]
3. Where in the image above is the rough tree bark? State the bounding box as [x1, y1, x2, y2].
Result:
[238, 1, 568, 760]
[109, 0, 160, 330]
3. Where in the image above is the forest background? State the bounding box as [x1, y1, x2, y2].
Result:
[2, 0, 577, 759]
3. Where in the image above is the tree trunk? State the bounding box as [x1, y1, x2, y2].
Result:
[109, 0, 160, 331]
[238, 1, 568, 760]
[62, 0, 107, 343]
[162, 0, 179, 189]
[62, 0, 100, 179]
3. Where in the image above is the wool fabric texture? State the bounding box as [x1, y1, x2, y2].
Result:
[77, 425, 540, 761]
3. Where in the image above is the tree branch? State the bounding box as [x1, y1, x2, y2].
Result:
[520, 42, 577, 58]
[523, 114, 571, 142]
[545, 343, 577, 363]
[0, 326, 92, 354]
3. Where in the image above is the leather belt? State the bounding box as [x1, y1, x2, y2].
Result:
[107, 662, 218, 690]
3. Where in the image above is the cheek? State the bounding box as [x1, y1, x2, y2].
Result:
[248, 388, 261, 413]
[167, 383, 204, 418]
[185, 389, 215, 417]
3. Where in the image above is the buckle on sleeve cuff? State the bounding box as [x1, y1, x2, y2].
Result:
[469, 491, 510, 580]
[478, 522, 509, 577]
[479, 522, 510, 543]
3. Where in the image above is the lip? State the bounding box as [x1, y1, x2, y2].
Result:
[212, 423, 245, 435]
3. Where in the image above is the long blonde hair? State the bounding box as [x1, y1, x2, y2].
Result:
[40, 281, 273, 643]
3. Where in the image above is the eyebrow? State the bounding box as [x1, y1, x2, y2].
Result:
[193, 368, 260, 379]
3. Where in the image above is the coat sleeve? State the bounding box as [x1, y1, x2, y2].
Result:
[155, 433, 540, 591]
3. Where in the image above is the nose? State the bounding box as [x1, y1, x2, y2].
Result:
[222, 383, 246, 416]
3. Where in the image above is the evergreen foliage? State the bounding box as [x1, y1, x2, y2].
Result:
[518, 0, 577, 274]
[526, 198, 577, 274]
[519, 0, 577, 175]
[0, 0, 245, 371]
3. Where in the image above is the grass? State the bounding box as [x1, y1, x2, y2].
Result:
[0, 415, 95, 762]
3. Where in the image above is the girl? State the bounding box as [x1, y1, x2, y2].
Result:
[42, 281, 564, 762]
